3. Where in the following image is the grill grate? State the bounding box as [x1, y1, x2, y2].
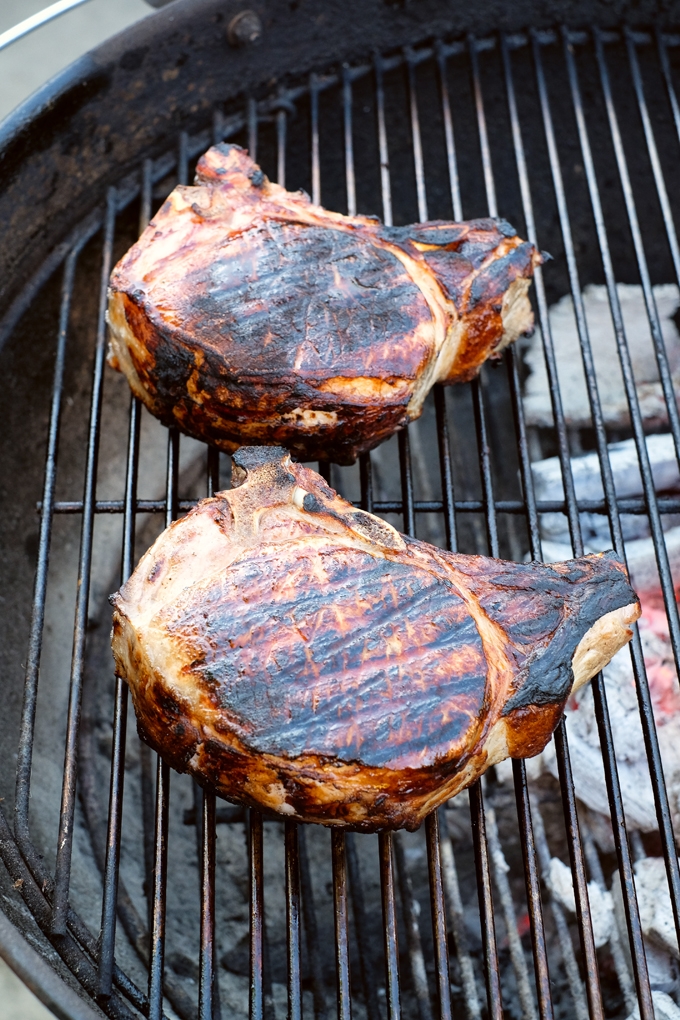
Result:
[2, 23, 680, 1020]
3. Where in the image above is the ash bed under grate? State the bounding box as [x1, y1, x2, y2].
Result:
[2, 19, 680, 1020]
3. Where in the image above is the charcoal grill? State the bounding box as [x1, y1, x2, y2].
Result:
[2, 2, 680, 1018]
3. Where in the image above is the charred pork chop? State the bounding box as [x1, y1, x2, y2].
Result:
[107, 144, 541, 464]
[111, 447, 639, 832]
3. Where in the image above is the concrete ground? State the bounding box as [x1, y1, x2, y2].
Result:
[0, 956, 55, 1020]
[0, 2, 163, 1014]
[0, 0, 153, 123]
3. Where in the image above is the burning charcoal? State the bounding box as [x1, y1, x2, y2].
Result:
[532, 434, 680, 504]
[612, 861, 680, 1003]
[547, 856, 614, 948]
[530, 434, 680, 558]
[628, 857, 679, 961]
[625, 529, 680, 597]
[527, 435, 680, 841]
[523, 284, 680, 430]
[625, 991, 680, 1020]
[523, 593, 680, 836]
[539, 609, 680, 834]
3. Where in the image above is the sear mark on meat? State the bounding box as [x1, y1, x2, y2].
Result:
[110, 447, 639, 831]
[106, 144, 542, 464]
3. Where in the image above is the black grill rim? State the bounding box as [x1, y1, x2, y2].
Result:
[2, 9, 680, 1020]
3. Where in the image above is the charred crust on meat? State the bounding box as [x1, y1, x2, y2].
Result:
[111, 448, 639, 831]
[232, 444, 290, 472]
[107, 145, 542, 463]
[301, 492, 323, 513]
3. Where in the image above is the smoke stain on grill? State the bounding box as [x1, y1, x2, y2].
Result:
[0, 70, 112, 186]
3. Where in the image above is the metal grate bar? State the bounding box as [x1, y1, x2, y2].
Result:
[331, 831, 352, 1020]
[360, 454, 373, 514]
[198, 398, 223, 1020]
[14, 245, 79, 848]
[468, 35, 498, 218]
[199, 791, 217, 1020]
[398, 432, 416, 538]
[178, 131, 189, 186]
[593, 30, 680, 469]
[591, 678, 654, 1015]
[435, 42, 462, 221]
[248, 96, 258, 163]
[505, 341, 554, 1016]
[378, 832, 401, 1020]
[358, 453, 398, 1020]
[345, 834, 381, 1020]
[140, 739, 156, 936]
[297, 827, 327, 1020]
[562, 23, 680, 970]
[3, 229, 145, 1017]
[277, 108, 287, 189]
[592, 30, 680, 668]
[425, 813, 452, 1020]
[310, 74, 321, 206]
[395, 404, 443, 1020]
[437, 811, 482, 1020]
[509, 32, 608, 1017]
[285, 821, 303, 1020]
[657, 28, 680, 150]
[626, 30, 680, 286]
[0, 810, 137, 1020]
[43, 493, 680, 516]
[97, 395, 140, 1000]
[581, 826, 636, 1011]
[148, 428, 180, 1019]
[554, 31, 680, 1003]
[4, 211, 148, 1011]
[434, 387, 458, 552]
[553, 726, 605, 1019]
[343, 66, 356, 216]
[468, 784, 502, 1020]
[507, 429, 553, 1020]
[485, 800, 539, 1020]
[51, 189, 117, 935]
[250, 811, 265, 1020]
[374, 53, 393, 227]
[527, 32, 583, 551]
[405, 47, 428, 223]
[98, 152, 151, 1002]
[435, 42, 510, 1017]
[529, 800, 589, 1019]
[148, 758, 170, 1020]
[472, 360, 547, 1016]
[393, 834, 433, 1020]
[471, 381, 498, 558]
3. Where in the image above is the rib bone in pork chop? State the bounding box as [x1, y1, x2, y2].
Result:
[107, 144, 541, 463]
[111, 447, 639, 831]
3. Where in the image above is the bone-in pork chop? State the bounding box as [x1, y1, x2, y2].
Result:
[110, 447, 639, 831]
[107, 144, 541, 463]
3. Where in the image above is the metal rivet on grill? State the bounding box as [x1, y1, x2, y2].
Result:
[227, 10, 263, 47]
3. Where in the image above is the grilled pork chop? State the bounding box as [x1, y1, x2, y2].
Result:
[111, 447, 639, 831]
[107, 144, 541, 464]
